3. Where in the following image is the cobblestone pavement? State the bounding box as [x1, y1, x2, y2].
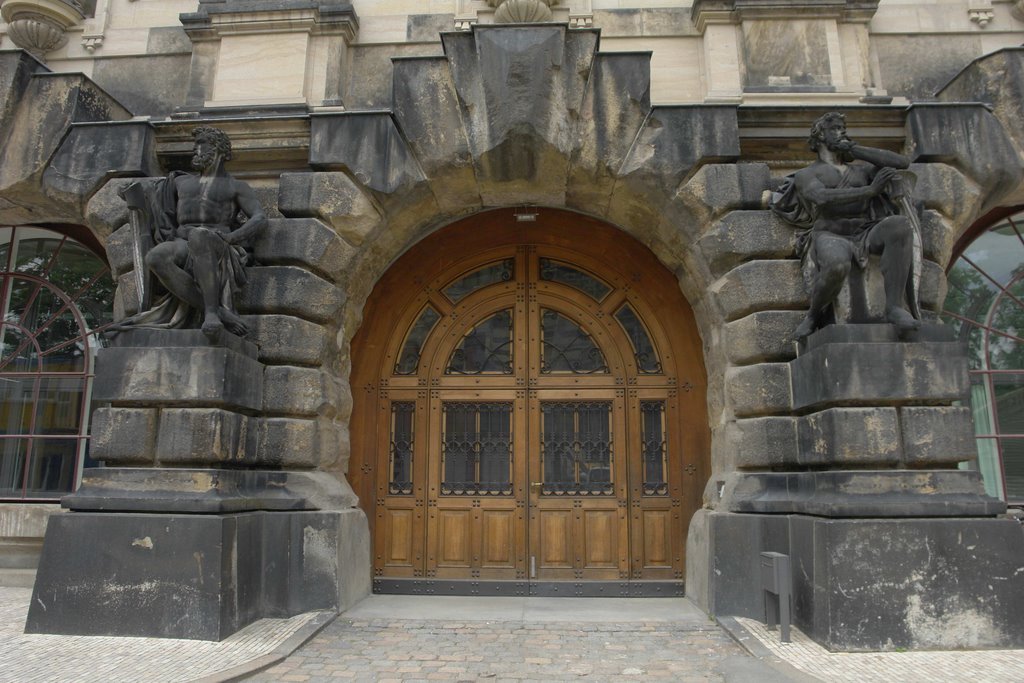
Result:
[738, 617, 1024, 683]
[0, 587, 327, 683]
[244, 596, 809, 683]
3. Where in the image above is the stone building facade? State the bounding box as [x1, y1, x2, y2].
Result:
[1, 0, 1023, 649]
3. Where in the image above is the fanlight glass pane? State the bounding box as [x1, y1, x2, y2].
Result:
[389, 402, 415, 495]
[540, 309, 608, 374]
[394, 306, 441, 375]
[539, 258, 611, 301]
[541, 401, 613, 496]
[441, 402, 513, 496]
[615, 305, 662, 374]
[641, 401, 668, 495]
[446, 309, 513, 375]
[443, 259, 513, 303]
[0, 325, 39, 373]
[987, 280, 1024, 372]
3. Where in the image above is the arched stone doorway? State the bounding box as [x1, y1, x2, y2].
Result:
[350, 208, 709, 594]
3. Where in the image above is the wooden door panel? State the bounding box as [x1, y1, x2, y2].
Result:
[435, 508, 473, 568]
[581, 508, 618, 566]
[536, 508, 573, 569]
[480, 508, 516, 568]
[641, 508, 671, 567]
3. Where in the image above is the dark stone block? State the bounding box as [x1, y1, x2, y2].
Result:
[797, 407, 900, 467]
[310, 112, 425, 195]
[92, 344, 263, 412]
[239, 265, 346, 323]
[25, 508, 347, 640]
[791, 339, 969, 411]
[107, 326, 258, 357]
[567, 51, 652, 212]
[800, 322, 954, 351]
[699, 511, 1024, 650]
[155, 408, 257, 466]
[723, 470, 1004, 517]
[907, 103, 1023, 216]
[253, 217, 355, 284]
[62, 468, 312, 513]
[900, 406, 977, 466]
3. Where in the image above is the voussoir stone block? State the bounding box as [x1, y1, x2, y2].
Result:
[93, 346, 263, 412]
[697, 210, 795, 278]
[712, 259, 805, 322]
[253, 217, 356, 284]
[798, 407, 901, 467]
[900, 406, 978, 466]
[238, 266, 345, 324]
[725, 310, 804, 365]
[243, 314, 329, 366]
[257, 417, 346, 469]
[155, 408, 255, 466]
[105, 222, 135, 279]
[277, 172, 382, 247]
[263, 366, 345, 418]
[676, 163, 770, 226]
[726, 363, 792, 418]
[89, 407, 157, 465]
[730, 417, 798, 469]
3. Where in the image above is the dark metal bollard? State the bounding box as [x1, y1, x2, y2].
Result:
[760, 551, 792, 643]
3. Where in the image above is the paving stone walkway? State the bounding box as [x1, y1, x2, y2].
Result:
[737, 616, 1024, 683]
[243, 596, 810, 683]
[0, 587, 328, 683]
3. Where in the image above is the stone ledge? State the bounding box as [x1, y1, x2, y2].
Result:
[722, 470, 1004, 517]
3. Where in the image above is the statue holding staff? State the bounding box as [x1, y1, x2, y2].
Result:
[111, 126, 266, 338]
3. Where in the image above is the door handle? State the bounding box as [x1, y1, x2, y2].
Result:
[530, 481, 543, 494]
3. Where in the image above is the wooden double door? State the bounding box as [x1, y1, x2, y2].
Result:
[351, 211, 708, 591]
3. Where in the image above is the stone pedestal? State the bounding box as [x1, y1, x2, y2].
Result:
[688, 510, 1024, 650]
[26, 506, 369, 640]
[27, 328, 370, 640]
[693, 324, 1023, 650]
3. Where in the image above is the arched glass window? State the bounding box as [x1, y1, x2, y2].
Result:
[943, 210, 1024, 503]
[0, 227, 114, 500]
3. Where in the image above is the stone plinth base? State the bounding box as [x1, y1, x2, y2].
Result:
[25, 507, 370, 640]
[722, 470, 1004, 517]
[687, 510, 1024, 650]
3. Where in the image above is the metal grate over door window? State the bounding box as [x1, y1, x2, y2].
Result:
[540, 401, 613, 495]
[441, 402, 513, 496]
[388, 402, 415, 495]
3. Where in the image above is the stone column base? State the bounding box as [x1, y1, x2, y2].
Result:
[25, 507, 370, 640]
[687, 510, 1024, 650]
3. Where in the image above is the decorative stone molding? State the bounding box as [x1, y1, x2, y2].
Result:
[0, 0, 85, 56]
[487, 0, 558, 24]
[969, 0, 995, 27]
[1012, 0, 1024, 21]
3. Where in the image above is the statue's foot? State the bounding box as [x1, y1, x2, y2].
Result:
[219, 307, 249, 336]
[886, 306, 920, 333]
[793, 316, 817, 342]
[201, 314, 224, 339]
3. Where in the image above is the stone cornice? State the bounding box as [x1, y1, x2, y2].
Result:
[180, 0, 358, 42]
[691, 0, 880, 32]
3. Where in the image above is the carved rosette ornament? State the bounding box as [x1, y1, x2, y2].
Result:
[488, 0, 558, 23]
[1, 0, 84, 57]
